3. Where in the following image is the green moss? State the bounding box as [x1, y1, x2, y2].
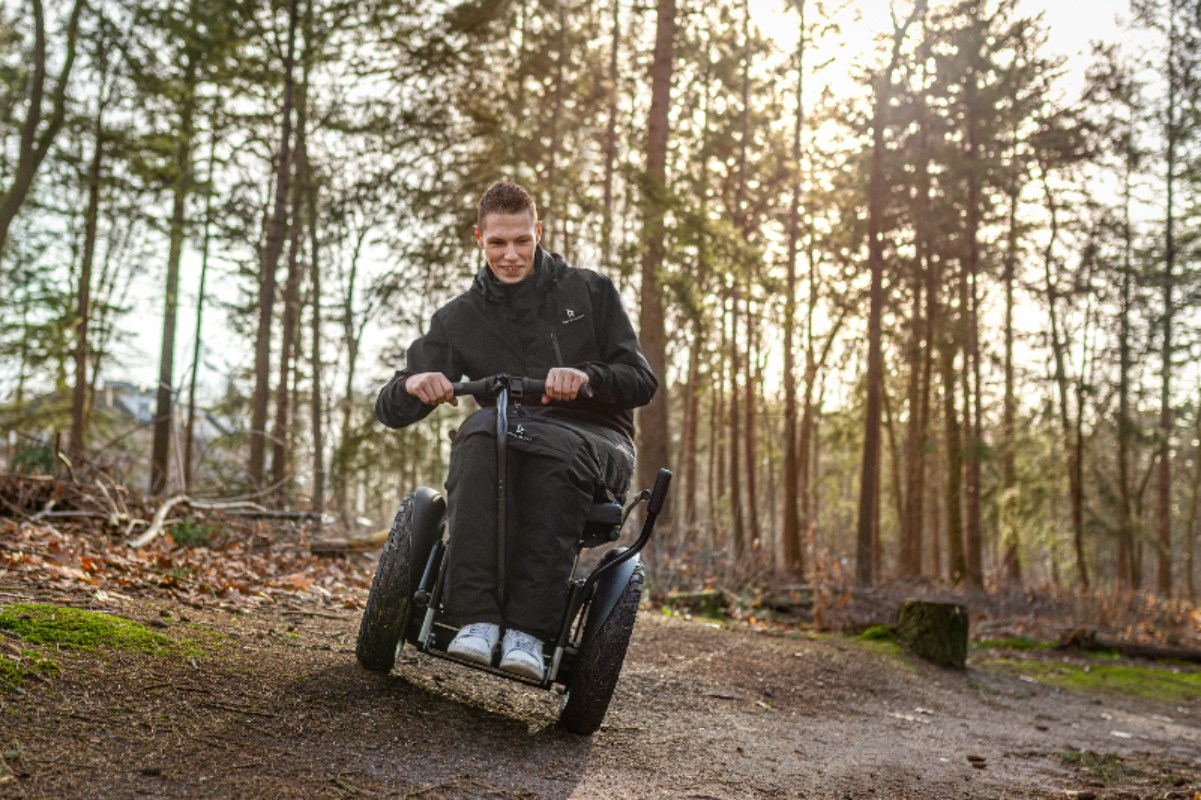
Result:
[858, 625, 897, 642]
[1059, 751, 1144, 783]
[0, 604, 198, 657]
[0, 651, 59, 693]
[973, 637, 1054, 652]
[984, 657, 1201, 705]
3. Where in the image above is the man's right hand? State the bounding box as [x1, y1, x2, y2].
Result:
[404, 372, 458, 407]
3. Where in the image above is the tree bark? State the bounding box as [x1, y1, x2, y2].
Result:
[782, 0, 806, 576]
[150, 52, 198, 495]
[730, 286, 745, 558]
[249, 0, 301, 489]
[600, 0, 620, 273]
[184, 103, 220, 491]
[1117, 120, 1137, 589]
[1040, 166, 1088, 589]
[69, 88, 105, 456]
[745, 296, 762, 550]
[308, 171, 325, 514]
[271, 61, 310, 500]
[1157, 8, 1177, 597]
[963, 91, 985, 590]
[637, 0, 675, 525]
[0, 0, 84, 268]
[940, 292, 967, 583]
[681, 318, 702, 527]
[1001, 171, 1020, 582]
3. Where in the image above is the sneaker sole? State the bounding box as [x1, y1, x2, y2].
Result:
[498, 658, 544, 682]
[447, 643, 495, 666]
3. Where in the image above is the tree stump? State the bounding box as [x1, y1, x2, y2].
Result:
[895, 599, 968, 669]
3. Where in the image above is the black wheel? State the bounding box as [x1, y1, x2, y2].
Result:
[356, 500, 416, 672]
[559, 562, 644, 735]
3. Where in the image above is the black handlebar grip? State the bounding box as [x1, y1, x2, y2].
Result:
[514, 380, 593, 400]
[452, 377, 595, 401]
[452, 379, 492, 397]
[647, 469, 672, 516]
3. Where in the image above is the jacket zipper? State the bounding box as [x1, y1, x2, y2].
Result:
[550, 330, 564, 365]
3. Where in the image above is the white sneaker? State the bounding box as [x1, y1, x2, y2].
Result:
[447, 622, 499, 665]
[499, 629, 545, 681]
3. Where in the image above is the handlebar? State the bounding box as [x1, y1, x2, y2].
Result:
[451, 374, 593, 401]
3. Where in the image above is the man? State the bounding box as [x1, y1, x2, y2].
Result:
[376, 181, 656, 681]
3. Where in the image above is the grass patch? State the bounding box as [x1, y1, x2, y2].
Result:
[984, 656, 1201, 705]
[0, 603, 200, 657]
[973, 637, 1054, 652]
[1059, 750, 1144, 783]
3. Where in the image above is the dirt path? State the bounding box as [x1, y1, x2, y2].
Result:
[1, 589, 1199, 799]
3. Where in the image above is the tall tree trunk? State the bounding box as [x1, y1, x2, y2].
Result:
[271, 65, 309, 500]
[901, 6, 933, 580]
[637, 0, 675, 523]
[0, 0, 84, 268]
[1117, 123, 1137, 589]
[730, 286, 745, 557]
[1157, 9, 1177, 597]
[745, 296, 762, 550]
[249, 0, 301, 489]
[855, 3, 921, 586]
[1040, 167, 1088, 589]
[962, 43, 984, 588]
[682, 318, 702, 527]
[69, 93, 104, 455]
[309, 174, 325, 514]
[544, 0, 568, 249]
[782, 0, 806, 576]
[150, 53, 198, 495]
[855, 65, 890, 588]
[1186, 396, 1200, 601]
[600, 0, 620, 273]
[1001, 171, 1020, 582]
[940, 286, 967, 582]
[184, 104, 220, 490]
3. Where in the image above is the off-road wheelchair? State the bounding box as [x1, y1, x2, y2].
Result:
[356, 374, 671, 735]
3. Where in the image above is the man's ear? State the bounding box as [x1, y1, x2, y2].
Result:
[473, 225, 483, 248]
[535, 220, 543, 242]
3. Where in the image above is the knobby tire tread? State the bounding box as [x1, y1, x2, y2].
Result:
[355, 497, 415, 672]
[559, 564, 644, 735]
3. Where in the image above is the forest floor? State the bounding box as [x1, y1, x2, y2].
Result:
[2, 581, 1200, 798]
[0, 486, 1199, 799]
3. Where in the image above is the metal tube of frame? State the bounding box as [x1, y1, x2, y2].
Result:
[495, 384, 508, 607]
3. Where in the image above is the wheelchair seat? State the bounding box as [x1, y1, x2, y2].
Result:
[579, 502, 623, 549]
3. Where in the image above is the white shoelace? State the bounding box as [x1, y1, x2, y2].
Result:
[507, 632, 542, 659]
[460, 623, 495, 639]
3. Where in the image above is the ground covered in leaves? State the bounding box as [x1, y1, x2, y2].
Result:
[1, 477, 1200, 798]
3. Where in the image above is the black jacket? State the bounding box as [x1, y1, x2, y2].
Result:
[376, 248, 657, 440]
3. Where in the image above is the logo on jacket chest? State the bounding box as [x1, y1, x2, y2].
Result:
[561, 308, 586, 325]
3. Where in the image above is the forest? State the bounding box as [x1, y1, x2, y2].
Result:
[2, 0, 1200, 604]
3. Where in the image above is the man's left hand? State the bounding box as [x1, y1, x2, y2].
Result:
[543, 367, 589, 404]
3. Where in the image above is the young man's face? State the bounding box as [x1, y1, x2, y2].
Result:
[475, 210, 542, 284]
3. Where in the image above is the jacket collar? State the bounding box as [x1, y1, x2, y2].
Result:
[472, 247, 566, 303]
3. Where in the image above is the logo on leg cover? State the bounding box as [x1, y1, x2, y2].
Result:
[508, 423, 533, 442]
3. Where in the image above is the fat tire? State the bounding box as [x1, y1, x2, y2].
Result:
[559, 562, 644, 735]
[355, 498, 415, 672]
